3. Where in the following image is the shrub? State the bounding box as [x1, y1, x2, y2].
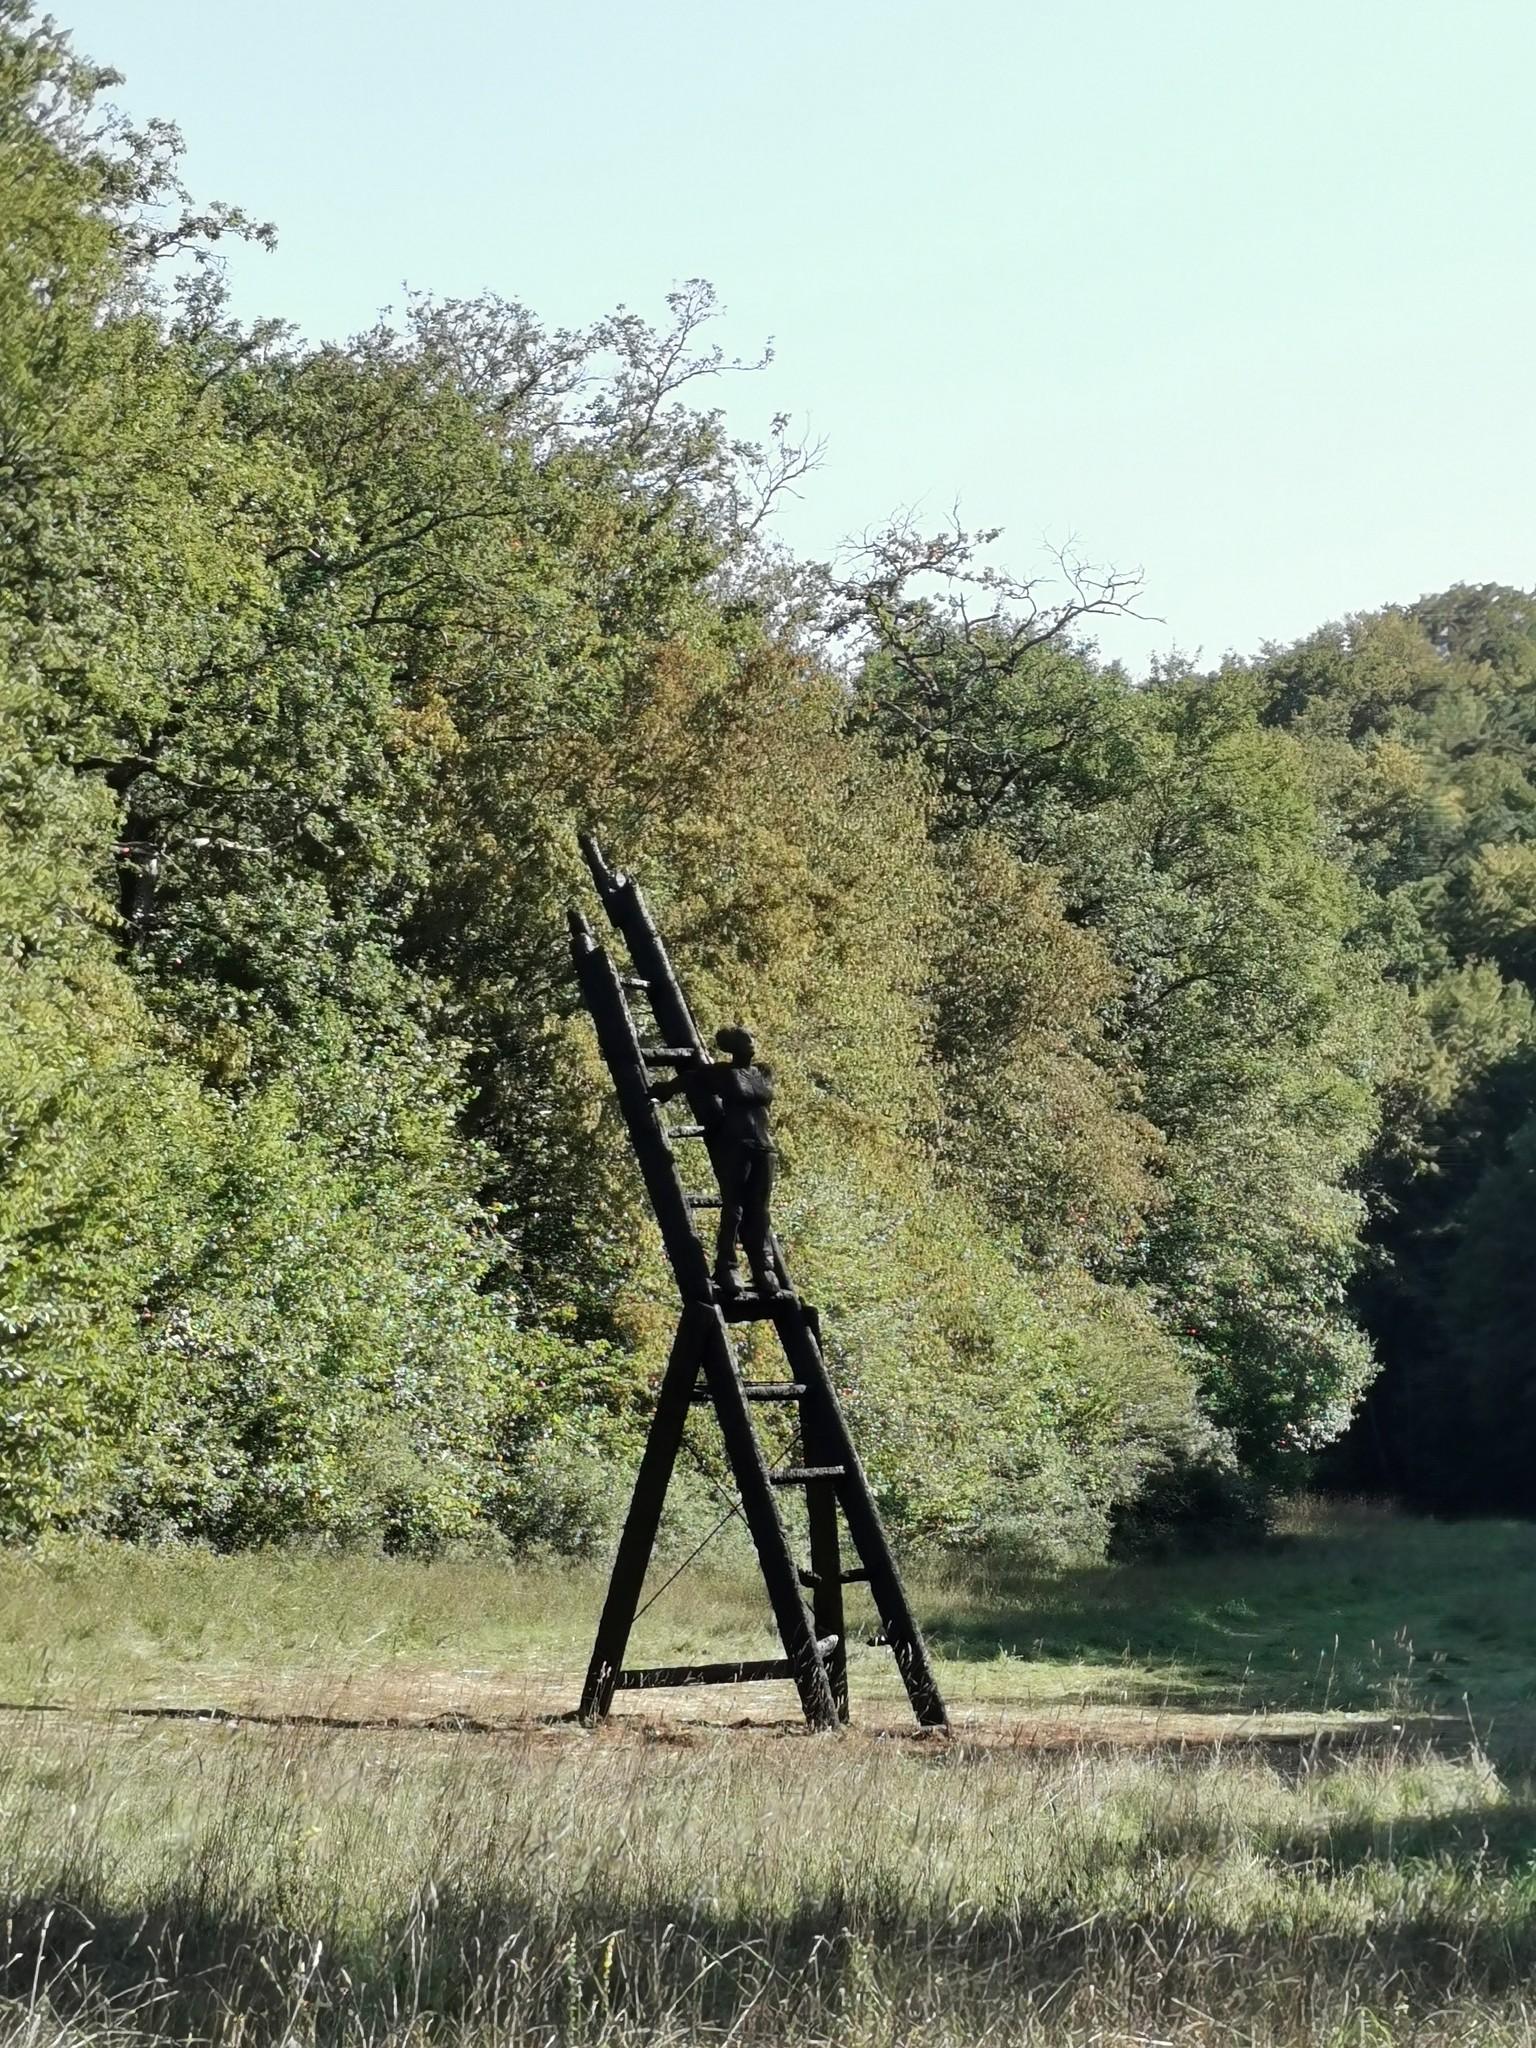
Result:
[1108, 1435, 1273, 1560]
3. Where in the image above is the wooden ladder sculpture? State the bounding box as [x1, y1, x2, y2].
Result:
[569, 836, 948, 1733]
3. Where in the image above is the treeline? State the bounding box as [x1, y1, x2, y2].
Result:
[2, 13, 1531, 1555]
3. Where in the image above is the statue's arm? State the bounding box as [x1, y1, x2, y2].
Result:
[650, 1062, 730, 1105]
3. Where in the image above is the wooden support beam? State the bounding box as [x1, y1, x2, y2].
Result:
[613, 1637, 840, 1691]
[689, 1382, 805, 1402]
[568, 914, 711, 1301]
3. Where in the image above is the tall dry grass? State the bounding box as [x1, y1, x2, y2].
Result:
[4, 1704, 1536, 2048]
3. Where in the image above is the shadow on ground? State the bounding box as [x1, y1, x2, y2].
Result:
[7, 1826, 1536, 2045]
[918, 1512, 1536, 1732]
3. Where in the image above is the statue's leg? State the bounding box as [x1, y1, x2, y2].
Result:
[742, 1147, 777, 1292]
[714, 1150, 746, 1285]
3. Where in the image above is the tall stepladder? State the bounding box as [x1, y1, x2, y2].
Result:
[569, 835, 947, 1733]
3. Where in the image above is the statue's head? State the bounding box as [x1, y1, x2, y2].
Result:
[715, 1025, 755, 1066]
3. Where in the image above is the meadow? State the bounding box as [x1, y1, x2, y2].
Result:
[3, 1505, 1535, 2048]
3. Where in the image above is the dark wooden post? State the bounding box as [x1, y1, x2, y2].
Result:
[697, 1308, 841, 1732]
[780, 1305, 948, 1729]
[578, 1310, 707, 1724]
[803, 1435, 850, 1720]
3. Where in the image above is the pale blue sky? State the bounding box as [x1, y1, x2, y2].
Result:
[64, 0, 1536, 672]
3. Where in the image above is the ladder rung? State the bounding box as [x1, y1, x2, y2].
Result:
[640, 1046, 697, 1063]
[720, 1292, 798, 1322]
[685, 1193, 721, 1208]
[798, 1566, 872, 1589]
[690, 1382, 806, 1403]
[770, 1465, 845, 1486]
[622, 976, 650, 990]
[614, 1636, 839, 1691]
[672, 1125, 708, 1138]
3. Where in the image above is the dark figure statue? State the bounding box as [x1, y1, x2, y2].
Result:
[652, 1026, 780, 1297]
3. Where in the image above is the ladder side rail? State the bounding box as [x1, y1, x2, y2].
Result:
[777, 1308, 949, 1729]
[585, 861, 744, 1225]
[591, 854, 794, 1294]
[605, 886, 704, 1057]
[609, 872, 749, 1258]
[697, 1308, 841, 1731]
[580, 837, 703, 1058]
[569, 914, 711, 1301]
[579, 842, 759, 1267]
[578, 1308, 709, 1723]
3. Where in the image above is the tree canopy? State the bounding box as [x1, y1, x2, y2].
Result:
[2, 7, 1529, 1552]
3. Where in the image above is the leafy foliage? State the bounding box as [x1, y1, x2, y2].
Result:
[1259, 591, 1536, 1509]
[5, 3, 1529, 1554]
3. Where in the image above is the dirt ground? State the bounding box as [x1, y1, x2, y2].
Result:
[0, 1659, 1459, 1761]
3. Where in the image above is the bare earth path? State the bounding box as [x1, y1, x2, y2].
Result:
[0, 1655, 1466, 1762]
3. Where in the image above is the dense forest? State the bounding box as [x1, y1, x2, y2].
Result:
[3, 11, 1533, 1556]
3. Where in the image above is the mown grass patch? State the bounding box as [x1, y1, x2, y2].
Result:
[4, 1501, 1532, 1726]
[924, 1502, 1536, 1724]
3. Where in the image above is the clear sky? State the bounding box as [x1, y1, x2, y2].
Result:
[61, 0, 1536, 673]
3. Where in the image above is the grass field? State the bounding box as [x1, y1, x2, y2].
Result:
[3, 1504, 1535, 2046]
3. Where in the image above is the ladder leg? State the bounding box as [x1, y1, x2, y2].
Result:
[803, 1402, 849, 1721]
[578, 1308, 707, 1724]
[700, 1312, 841, 1731]
[785, 1312, 948, 1730]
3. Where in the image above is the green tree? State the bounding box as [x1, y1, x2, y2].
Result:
[1443, 1109, 1536, 1512]
[1257, 589, 1536, 1504]
[842, 532, 1387, 1463]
